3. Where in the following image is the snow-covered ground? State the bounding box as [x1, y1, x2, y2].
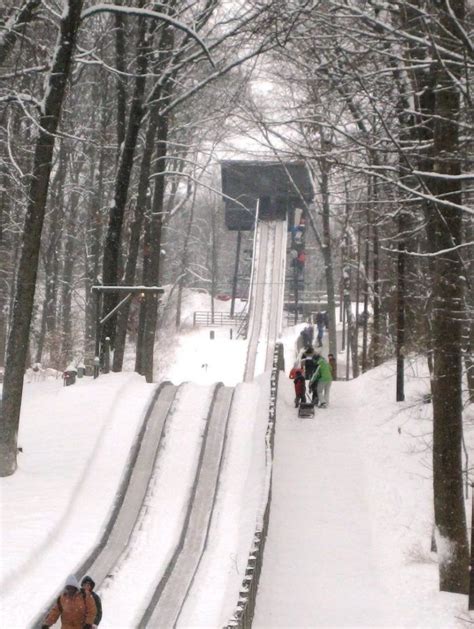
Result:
[1, 295, 474, 627]
[255, 357, 473, 628]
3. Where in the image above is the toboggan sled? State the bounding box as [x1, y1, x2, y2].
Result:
[298, 402, 315, 418]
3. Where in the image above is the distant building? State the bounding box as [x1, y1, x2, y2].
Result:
[220, 160, 314, 230]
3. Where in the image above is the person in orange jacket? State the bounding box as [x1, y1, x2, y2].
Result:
[42, 574, 96, 629]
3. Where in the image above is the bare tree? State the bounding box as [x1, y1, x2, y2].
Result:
[1, 0, 85, 476]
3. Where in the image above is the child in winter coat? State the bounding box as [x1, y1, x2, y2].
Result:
[81, 575, 102, 628]
[291, 368, 307, 407]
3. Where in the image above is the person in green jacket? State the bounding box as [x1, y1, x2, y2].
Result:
[310, 354, 333, 407]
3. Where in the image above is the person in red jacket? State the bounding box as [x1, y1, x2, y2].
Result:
[292, 368, 307, 407]
[42, 574, 96, 629]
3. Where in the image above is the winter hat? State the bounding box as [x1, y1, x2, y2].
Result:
[65, 574, 80, 590]
[81, 575, 95, 589]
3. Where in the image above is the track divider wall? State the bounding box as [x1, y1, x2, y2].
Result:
[225, 342, 285, 628]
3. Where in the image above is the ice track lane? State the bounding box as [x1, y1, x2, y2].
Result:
[139, 385, 234, 628]
[31, 382, 178, 628]
[244, 220, 287, 382]
[84, 383, 178, 586]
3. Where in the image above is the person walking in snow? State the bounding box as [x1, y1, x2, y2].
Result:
[300, 345, 316, 380]
[291, 368, 307, 407]
[300, 328, 309, 348]
[42, 574, 96, 629]
[315, 311, 326, 347]
[81, 576, 102, 628]
[303, 322, 314, 347]
[308, 354, 320, 405]
[310, 354, 333, 407]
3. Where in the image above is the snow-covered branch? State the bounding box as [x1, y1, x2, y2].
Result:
[0, 0, 41, 65]
[80, 4, 215, 67]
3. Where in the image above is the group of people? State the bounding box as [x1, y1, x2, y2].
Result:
[299, 311, 329, 351]
[290, 344, 336, 409]
[42, 574, 102, 629]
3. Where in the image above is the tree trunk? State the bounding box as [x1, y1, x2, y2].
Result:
[175, 184, 197, 329]
[114, 6, 127, 156]
[210, 198, 218, 323]
[0, 0, 84, 477]
[113, 103, 161, 371]
[0, 0, 41, 66]
[136, 113, 169, 382]
[0, 171, 9, 369]
[60, 225, 76, 366]
[35, 139, 67, 365]
[353, 228, 361, 378]
[424, 0, 469, 594]
[319, 138, 337, 359]
[370, 195, 382, 366]
[101, 12, 149, 350]
[60, 186, 81, 367]
[463, 214, 474, 402]
[84, 131, 106, 365]
[361, 218, 370, 373]
[395, 235, 406, 402]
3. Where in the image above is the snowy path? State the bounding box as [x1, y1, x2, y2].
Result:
[254, 377, 400, 628]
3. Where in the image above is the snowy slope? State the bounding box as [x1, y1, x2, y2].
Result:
[0, 373, 157, 627]
[254, 357, 474, 628]
[1, 314, 473, 628]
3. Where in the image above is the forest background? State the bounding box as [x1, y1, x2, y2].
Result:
[0, 0, 473, 599]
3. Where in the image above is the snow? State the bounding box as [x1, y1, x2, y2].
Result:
[0, 373, 157, 627]
[80, 5, 214, 67]
[162, 326, 247, 386]
[100, 383, 214, 628]
[1, 301, 474, 627]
